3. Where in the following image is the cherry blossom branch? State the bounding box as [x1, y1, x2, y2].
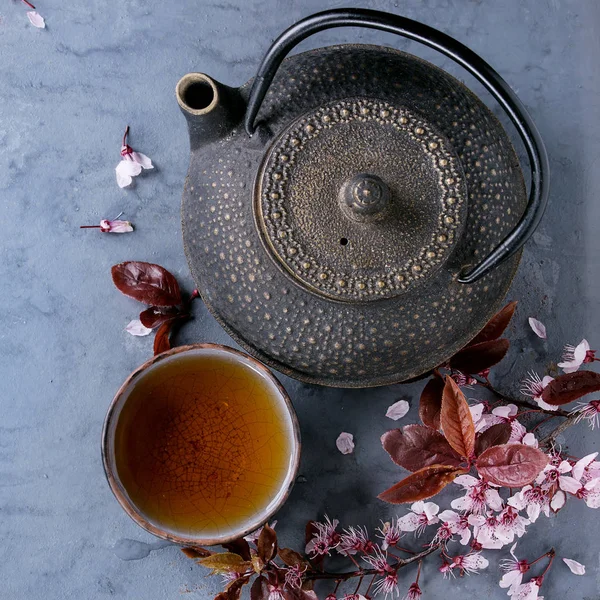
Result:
[304, 544, 439, 582]
[480, 380, 570, 417]
[540, 412, 579, 448]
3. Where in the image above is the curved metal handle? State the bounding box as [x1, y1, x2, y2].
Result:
[244, 8, 549, 283]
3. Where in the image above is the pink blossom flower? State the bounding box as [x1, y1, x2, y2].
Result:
[451, 475, 503, 514]
[563, 558, 585, 575]
[496, 506, 530, 542]
[438, 510, 471, 545]
[115, 126, 154, 188]
[267, 584, 284, 600]
[451, 371, 477, 386]
[373, 571, 399, 598]
[397, 501, 439, 535]
[507, 485, 550, 522]
[469, 403, 487, 431]
[80, 219, 134, 233]
[468, 513, 511, 549]
[499, 543, 530, 594]
[535, 455, 572, 490]
[361, 545, 390, 574]
[572, 452, 600, 483]
[305, 516, 340, 556]
[386, 399, 410, 420]
[377, 519, 403, 551]
[338, 526, 374, 555]
[402, 582, 422, 600]
[336, 432, 355, 455]
[558, 339, 596, 373]
[283, 564, 306, 589]
[438, 560, 455, 579]
[450, 551, 489, 575]
[573, 400, 600, 429]
[478, 403, 532, 443]
[520, 372, 556, 411]
[528, 317, 547, 339]
[511, 580, 542, 600]
[27, 10, 45, 28]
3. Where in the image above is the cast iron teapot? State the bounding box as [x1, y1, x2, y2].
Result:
[176, 8, 549, 387]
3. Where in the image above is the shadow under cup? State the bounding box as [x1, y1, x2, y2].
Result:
[102, 344, 301, 546]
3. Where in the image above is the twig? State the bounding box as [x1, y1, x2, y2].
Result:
[304, 544, 439, 582]
[540, 413, 579, 448]
[480, 380, 570, 417]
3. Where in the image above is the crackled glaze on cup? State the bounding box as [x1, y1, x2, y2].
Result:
[102, 344, 300, 546]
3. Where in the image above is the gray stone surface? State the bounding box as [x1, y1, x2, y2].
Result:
[1, 0, 599, 598]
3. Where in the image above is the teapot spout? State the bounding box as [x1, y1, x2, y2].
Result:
[176, 73, 245, 150]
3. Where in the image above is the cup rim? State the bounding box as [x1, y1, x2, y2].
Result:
[101, 343, 301, 546]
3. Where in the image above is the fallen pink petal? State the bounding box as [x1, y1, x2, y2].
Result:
[528, 317, 547, 339]
[125, 319, 153, 337]
[563, 558, 585, 575]
[385, 399, 410, 420]
[26, 11, 45, 28]
[116, 126, 154, 188]
[336, 432, 355, 455]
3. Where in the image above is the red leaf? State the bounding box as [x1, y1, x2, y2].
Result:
[250, 577, 268, 600]
[476, 443, 549, 487]
[441, 377, 475, 459]
[378, 464, 465, 504]
[257, 524, 277, 563]
[111, 261, 182, 307]
[223, 538, 252, 562]
[283, 590, 318, 600]
[278, 548, 306, 567]
[541, 370, 600, 406]
[153, 320, 173, 355]
[468, 301, 518, 346]
[181, 546, 212, 559]
[139, 306, 183, 328]
[449, 338, 510, 374]
[474, 422, 512, 456]
[419, 375, 444, 429]
[381, 425, 463, 472]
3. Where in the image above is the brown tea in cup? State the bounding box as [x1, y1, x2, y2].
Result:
[103, 344, 300, 545]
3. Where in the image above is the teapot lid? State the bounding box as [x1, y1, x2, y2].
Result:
[255, 97, 467, 301]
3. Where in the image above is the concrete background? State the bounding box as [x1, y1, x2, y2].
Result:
[1, 0, 599, 598]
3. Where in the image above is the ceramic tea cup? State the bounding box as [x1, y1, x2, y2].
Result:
[102, 343, 300, 545]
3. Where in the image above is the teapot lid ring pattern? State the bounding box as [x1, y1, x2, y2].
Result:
[255, 97, 468, 302]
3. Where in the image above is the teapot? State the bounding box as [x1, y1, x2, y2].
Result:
[175, 8, 549, 388]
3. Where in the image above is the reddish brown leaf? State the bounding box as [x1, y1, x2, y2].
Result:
[153, 320, 173, 355]
[449, 339, 510, 374]
[198, 552, 251, 575]
[139, 306, 183, 328]
[283, 590, 318, 600]
[419, 375, 444, 429]
[111, 261, 182, 307]
[223, 538, 252, 562]
[381, 425, 463, 472]
[250, 576, 268, 600]
[278, 548, 306, 567]
[181, 546, 212, 559]
[474, 422, 512, 456]
[378, 464, 465, 504]
[468, 301, 518, 346]
[541, 370, 600, 406]
[476, 443, 549, 487]
[441, 377, 476, 459]
[257, 524, 277, 563]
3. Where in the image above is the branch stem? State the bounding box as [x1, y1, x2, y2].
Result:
[305, 545, 439, 582]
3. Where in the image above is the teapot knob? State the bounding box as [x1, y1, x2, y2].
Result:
[339, 173, 390, 222]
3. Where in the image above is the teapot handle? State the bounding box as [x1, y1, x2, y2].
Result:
[244, 8, 549, 284]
